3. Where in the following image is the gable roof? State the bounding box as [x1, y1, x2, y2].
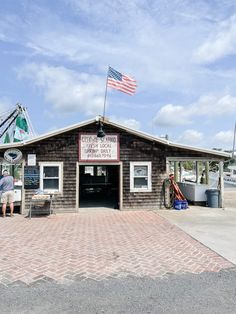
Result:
[0, 116, 230, 158]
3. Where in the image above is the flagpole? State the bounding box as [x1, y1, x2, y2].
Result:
[102, 67, 109, 121]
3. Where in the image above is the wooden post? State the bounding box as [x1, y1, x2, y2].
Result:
[21, 159, 25, 215]
[196, 161, 199, 183]
[205, 162, 209, 185]
[119, 163, 123, 210]
[219, 161, 224, 208]
[174, 162, 178, 182]
[179, 161, 182, 182]
[76, 162, 79, 212]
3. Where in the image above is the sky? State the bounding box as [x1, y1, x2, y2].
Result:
[1, 0, 236, 150]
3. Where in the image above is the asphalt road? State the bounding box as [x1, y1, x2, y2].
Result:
[0, 268, 236, 314]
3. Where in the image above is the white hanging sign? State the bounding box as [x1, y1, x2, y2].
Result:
[79, 134, 119, 161]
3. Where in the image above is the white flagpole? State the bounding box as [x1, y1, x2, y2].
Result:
[102, 67, 109, 121]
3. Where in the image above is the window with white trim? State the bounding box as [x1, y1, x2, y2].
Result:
[130, 162, 152, 192]
[39, 162, 63, 193]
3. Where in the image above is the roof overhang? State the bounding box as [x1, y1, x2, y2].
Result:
[0, 116, 231, 159]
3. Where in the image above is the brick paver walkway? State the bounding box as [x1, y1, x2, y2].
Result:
[0, 211, 233, 285]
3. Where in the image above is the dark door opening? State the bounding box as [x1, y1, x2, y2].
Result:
[79, 165, 119, 209]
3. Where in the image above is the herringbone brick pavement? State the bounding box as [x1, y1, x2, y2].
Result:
[0, 211, 233, 285]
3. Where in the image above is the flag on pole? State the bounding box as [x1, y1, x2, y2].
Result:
[13, 114, 29, 142]
[107, 67, 137, 96]
[4, 132, 10, 144]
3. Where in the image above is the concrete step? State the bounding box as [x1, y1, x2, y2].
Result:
[224, 203, 236, 206]
[224, 191, 236, 207]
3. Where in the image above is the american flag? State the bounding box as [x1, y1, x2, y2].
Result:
[107, 67, 137, 96]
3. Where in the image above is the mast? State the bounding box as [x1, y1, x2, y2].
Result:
[232, 121, 236, 158]
[0, 103, 36, 143]
[0, 107, 20, 141]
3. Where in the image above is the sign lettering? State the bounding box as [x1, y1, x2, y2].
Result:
[79, 134, 119, 161]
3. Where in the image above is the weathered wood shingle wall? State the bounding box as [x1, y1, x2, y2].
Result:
[1, 122, 225, 213]
[20, 132, 78, 214]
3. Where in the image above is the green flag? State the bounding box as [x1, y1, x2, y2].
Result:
[13, 114, 29, 142]
[4, 132, 10, 143]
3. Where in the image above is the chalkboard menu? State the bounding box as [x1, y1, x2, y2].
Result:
[24, 166, 40, 189]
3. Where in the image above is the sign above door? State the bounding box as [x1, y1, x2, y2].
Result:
[79, 133, 120, 162]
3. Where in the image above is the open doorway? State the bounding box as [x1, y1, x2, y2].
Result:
[79, 164, 120, 209]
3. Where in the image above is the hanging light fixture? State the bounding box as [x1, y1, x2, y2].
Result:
[97, 121, 106, 138]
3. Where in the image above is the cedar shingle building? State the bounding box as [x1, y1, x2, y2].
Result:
[0, 117, 230, 214]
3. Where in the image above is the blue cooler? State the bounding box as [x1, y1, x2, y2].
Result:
[174, 200, 188, 210]
[174, 200, 182, 210]
[181, 200, 188, 209]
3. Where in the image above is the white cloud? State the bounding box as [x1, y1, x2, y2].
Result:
[194, 15, 236, 64]
[212, 130, 234, 145]
[17, 63, 104, 115]
[153, 104, 193, 127]
[153, 93, 236, 127]
[2, 0, 236, 150]
[177, 129, 204, 145]
[0, 0, 221, 91]
[192, 94, 236, 116]
[110, 116, 140, 130]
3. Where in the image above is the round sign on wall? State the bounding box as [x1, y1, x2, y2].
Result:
[4, 149, 23, 164]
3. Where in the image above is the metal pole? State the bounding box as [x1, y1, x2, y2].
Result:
[0, 107, 18, 129]
[232, 121, 236, 158]
[102, 67, 109, 121]
[0, 113, 18, 139]
[21, 106, 36, 137]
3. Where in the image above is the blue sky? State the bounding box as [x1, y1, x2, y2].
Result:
[1, 0, 236, 150]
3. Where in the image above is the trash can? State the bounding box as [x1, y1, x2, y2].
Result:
[205, 189, 220, 208]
